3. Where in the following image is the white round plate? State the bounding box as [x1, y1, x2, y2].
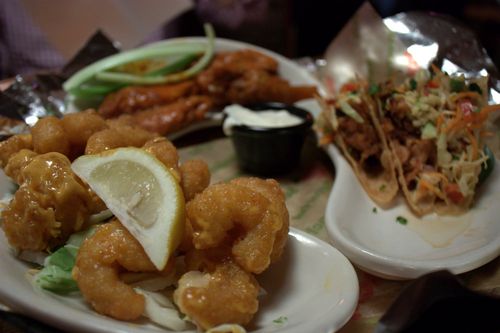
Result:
[0, 225, 358, 333]
[325, 144, 500, 280]
[0, 39, 357, 332]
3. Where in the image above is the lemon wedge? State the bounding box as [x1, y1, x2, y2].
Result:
[71, 147, 185, 270]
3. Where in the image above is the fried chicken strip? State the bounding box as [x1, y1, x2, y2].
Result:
[98, 81, 197, 118]
[122, 96, 214, 136]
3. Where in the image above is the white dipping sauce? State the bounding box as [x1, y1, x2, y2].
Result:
[223, 104, 304, 135]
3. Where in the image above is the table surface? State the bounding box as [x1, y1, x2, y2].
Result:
[1, 128, 499, 333]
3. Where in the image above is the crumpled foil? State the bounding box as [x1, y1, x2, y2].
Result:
[323, 2, 500, 102]
[0, 31, 118, 136]
[321, 1, 500, 154]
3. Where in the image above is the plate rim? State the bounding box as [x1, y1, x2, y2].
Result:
[0, 37, 355, 333]
[0, 227, 359, 333]
[324, 143, 500, 280]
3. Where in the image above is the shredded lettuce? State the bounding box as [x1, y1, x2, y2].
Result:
[35, 245, 79, 294]
[35, 226, 97, 294]
[339, 100, 364, 123]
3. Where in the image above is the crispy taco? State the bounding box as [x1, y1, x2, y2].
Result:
[317, 80, 399, 207]
[376, 68, 497, 215]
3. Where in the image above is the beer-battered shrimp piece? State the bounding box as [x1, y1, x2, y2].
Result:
[4, 149, 37, 184]
[85, 125, 157, 155]
[142, 137, 181, 181]
[1, 152, 104, 250]
[31, 116, 71, 156]
[174, 260, 259, 330]
[141, 138, 210, 201]
[186, 177, 289, 274]
[230, 177, 289, 265]
[0, 133, 32, 167]
[60, 109, 108, 157]
[73, 219, 163, 321]
[180, 159, 210, 201]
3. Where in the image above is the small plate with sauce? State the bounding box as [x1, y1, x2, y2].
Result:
[324, 144, 500, 280]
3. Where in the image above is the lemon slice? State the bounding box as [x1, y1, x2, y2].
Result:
[71, 147, 185, 270]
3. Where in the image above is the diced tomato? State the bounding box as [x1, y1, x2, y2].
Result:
[426, 79, 439, 89]
[341, 82, 358, 93]
[444, 183, 465, 204]
[459, 100, 474, 118]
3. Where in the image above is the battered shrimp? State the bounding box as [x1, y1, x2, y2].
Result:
[186, 177, 289, 274]
[142, 137, 181, 181]
[31, 116, 71, 156]
[141, 138, 210, 201]
[73, 219, 168, 320]
[60, 109, 108, 157]
[0, 133, 32, 168]
[180, 159, 210, 201]
[85, 125, 157, 155]
[1, 152, 104, 250]
[174, 260, 260, 330]
[4, 149, 37, 184]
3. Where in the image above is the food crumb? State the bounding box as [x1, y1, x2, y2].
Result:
[372, 207, 377, 213]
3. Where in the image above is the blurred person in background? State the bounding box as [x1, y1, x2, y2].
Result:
[0, 0, 498, 79]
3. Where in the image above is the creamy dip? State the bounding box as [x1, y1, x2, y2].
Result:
[223, 104, 304, 135]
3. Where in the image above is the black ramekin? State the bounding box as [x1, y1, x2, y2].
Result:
[228, 102, 313, 176]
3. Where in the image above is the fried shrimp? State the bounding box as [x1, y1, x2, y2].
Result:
[60, 109, 108, 157]
[186, 177, 289, 274]
[174, 260, 260, 330]
[85, 125, 157, 155]
[180, 159, 210, 201]
[4, 149, 37, 184]
[73, 219, 167, 321]
[142, 137, 181, 181]
[0, 134, 32, 168]
[141, 138, 210, 201]
[24, 111, 108, 160]
[1, 152, 104, 250]
[31, 116, 71, 156]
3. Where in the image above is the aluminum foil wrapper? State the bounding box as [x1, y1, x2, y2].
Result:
[321, 1, 500, 154]
[0, 31, 119, 136]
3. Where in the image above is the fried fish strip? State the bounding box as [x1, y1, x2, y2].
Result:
[98, 81, 196, 118]
[226, 70, 317, 105]
[196, 49, 316, 105]
[125, 96, 213, 136]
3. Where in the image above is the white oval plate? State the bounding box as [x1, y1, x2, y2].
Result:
[325, 144, 500, 280]
[0, 39, 357, 332]
[0, 226, 358, 333]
